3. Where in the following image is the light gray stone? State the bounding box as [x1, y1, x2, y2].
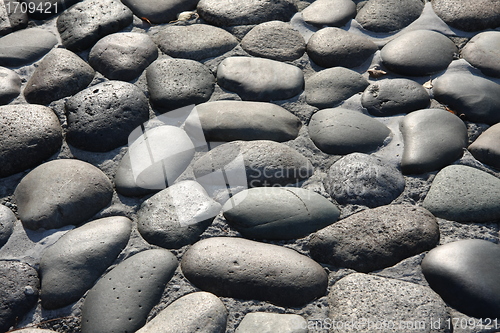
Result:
[302, 0, 356, 27]
[121, 0, 199, 23]
[462, 31, 500, 78]
[0, 205, 15, 249]
[0, 67, 20, 104]
[355, 0, 424, 32]
[469, 122, 500, 169]
[235, 312, 307, 333]
[0, 28, 56, 67]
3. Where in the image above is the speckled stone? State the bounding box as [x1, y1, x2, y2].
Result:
[469, 123, 500, 169]
[0, 0, 28, 35]
[461, 31, 500, 78]
[0, 28, 57, 67]
[301, 0, 356, 27]
[0, 205, 15, 249]
[431, 0, 500, 32]
[355, 0, 424, 33]
[121, 0, 199, 23]
[235, 312, 307, 333]
[0, 67, 20, 105]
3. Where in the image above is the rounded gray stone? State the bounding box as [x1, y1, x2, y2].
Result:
[462, 31, 500, 78]
[309, 205, 439, 272]
[400, 108, 467, 174]
[308, 108, 391, 155]
[325, 153, 405, 207]
[301, 0, 356, 27]
[355, 0, 424, 33]
[136, 292, 227, 333]
[197, 0, 297, 26]
[151, 24, 237, 61]
[40, 216, 132, 309]
[469, 123, 500, 169]
[431, 0, 500, 32]
[0, 205, 15, 249]
[241, 21, 306, 61]
[56, 0, 133, 52]
[14, 159, 113, 230]
[24, 48, 95, 105]
[121, 0, 199, 23]
[88, 32, 158, 81]
[217, 56, 304, 101]
[0, 28, 57, 67]
[181, 237, 328, 307]
[0, 105, 62, 178]
[0, 67, 21, 105]
[81, 249, 178, 333]
[184, 101, 302, 142]
[222, 187, 340, 240]
[307, 27, 378, 68]
[305, 67, 369, 108]
[380, 30, 457, 76]
[147, 58, 215, 112]
[0, 0, 28, 36]
[235, 312, 307, 333]
[137, 180, 221, 249]
[423, 165, 500, 222]
[361, 78, 430, 116]
[65, 80, 150, 152]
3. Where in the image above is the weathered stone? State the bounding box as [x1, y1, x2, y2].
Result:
[121, 0, 198, 23]
[0, 67, 20, 104]
[431, 0, 500, 32]
[0, 28, 56, 67]
[0, 205, 15, 249]
[355, 0, 424, 32]
[0, 0, 28, 35]
[462, 31, 500, 78]
[469, 123, 500, 169]
[235, 313, 307, 333]
[302, 0, 356, 27]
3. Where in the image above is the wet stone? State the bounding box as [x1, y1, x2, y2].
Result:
[0, 105, 62, 178]
[400, 108, 467, 174]
[241, 21, 306, 61]
[151, 24, 237, 61]
[307, 27, 377, 68]
[355, 0, 424, 33]
[431, 0, 500, 32]
[0, 205, 15, 249]
[65, 80, 150, 152]
[81, 249, 178, 333]
[305, 67, 369, 109]
[217, 57, 304, 101]
[14, 159, 113, 230]
[325, 153, 405, 207]
[0, 0, 28, 35]
[88, 32, 158, 81]
[24, 48, 95, 105]
[423, 165, 500, 223]
[301, 0, 356, 27]
[0, 28, 57, 67]
[0, 67, 20, 105]
[309, 205, 439, 272]
[121, 0, 198, 23]
[461, 31, 500, 78]
[308, 108, 391, 155]
[380, 30, 457, 76]
[181, 237, 328, 307]
[56, 0, 133, 52]
[361, 79, 430, 116]
[469, 123, 500, 169]
[40, 216, 132, 309]
[235, 312, 307, 333]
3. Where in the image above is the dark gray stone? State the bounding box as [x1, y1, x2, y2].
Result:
[184, 101, 301, 142]
[380, 30, 457, 76]
[222, 187, 340, 240]
[217, 56, 304, 101]
[121, 0, 198, 23]
[181, 237, 328, 307]
[235, 313, 307, 333]
[422, 239, 500, 319]
[0, 105, 62, 178]
[56, 0, 133, 52]
[355, 0, 424, 33]
[14, 159, 113, 230]
[136, 292, 227, 333]
[326, 153, 405, 207]
[305, 67, 369, 108]
[241, 21, 306, 61]
[400, 108, 467, 174]
[81, 249, 178, 333]
[0, 0, 28, 36]
[147, 58, 215, 112]
[329, 273, 449, 333]
[151, 24, 237, 61]
[40, 216, 132, 309]
[0, 260, 39, 333]
[301, 0, 356, 27]
[0, 28, 56, 67]
[65, 80, 150, 152]
[361, 78, 430, 116]
[0, 205, 15, 249]
[0, 67, 20, 104]
[309, 205, 439, 272]
[423, 165, 500, 222]
[24, 48, 95, 105]
[431, 0, 500, 32]
[469, 123, 500, 169]
[433, 72, 500, 125]
[88, 32, 158, 81]
[307, 27, 378, 68]
[462, 31, 500, 78]
[24, 0, 79, 20]
[308, 108, 391, 155]
[197, 0, 297, 26]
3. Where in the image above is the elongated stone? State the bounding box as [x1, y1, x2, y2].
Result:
[302, 0, 356, 27]
[121, 0, 198, 23]
[469, 123, 500, 169]
[0, 28, 56, 67]
[431, 0, 500, 32]
[235, 313, 307, 333]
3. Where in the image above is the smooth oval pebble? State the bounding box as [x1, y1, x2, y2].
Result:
[422, 239, 500, 319]
[217, 56, 304, 101]
[400, 108, 467, 174]
[136, 292, 227, 333]
[181, 237, 328, 307]
[222, 187, 340, 240]
[355, 0, 424, 33]
[0, 67, 21, 104]
[309, 205, 439, 272]
[14, 159, 113, 230]
[308, 108, 391, 155]
[307, 27, 377, 68]
[380, 30, 457, 76]
[183, 101, 301, 142]
[301, 0, 356, 27]
[469, 123, 500, 169]
[235, 312, 307, 333]
[121, 0, 198, 23]
[0, 205, 15, 249]
[0, 105, 62, 178]
[462, 31, 500, 78]
[81, 249, 178, 333]
[0, 28, 57, 67]
[423, 165, 500, 222]
[431, 0, 500, 32]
